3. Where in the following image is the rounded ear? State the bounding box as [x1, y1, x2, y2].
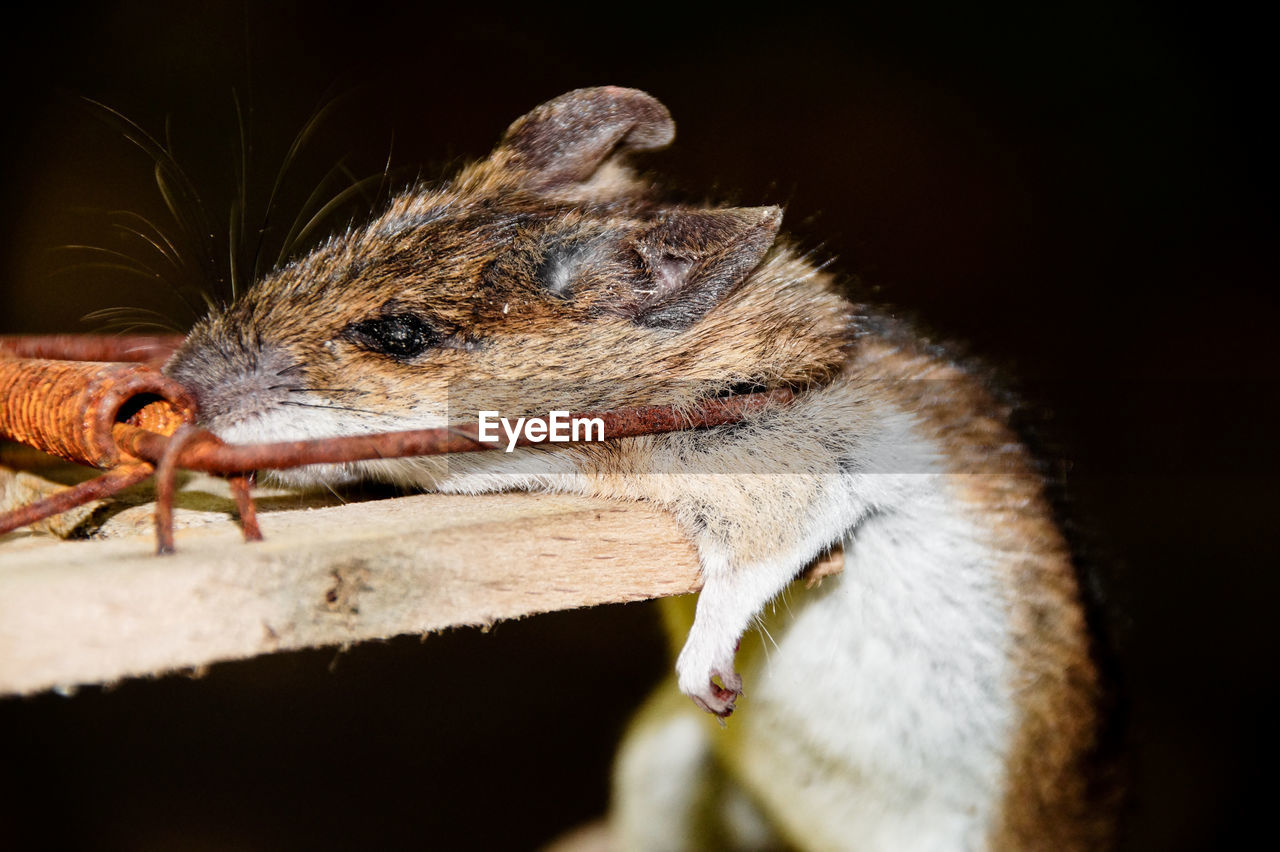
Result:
[496, 86, 674, 191]
[522, 206, 784, 330]
[628, 206, 783, 329]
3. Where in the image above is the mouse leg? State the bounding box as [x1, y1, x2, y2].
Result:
[571, 412, 870, 717]
[648, 464, 866, 717]
[672, 517, 831, 717]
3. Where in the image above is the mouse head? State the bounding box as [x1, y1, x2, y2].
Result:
[165, 87, 852, 454]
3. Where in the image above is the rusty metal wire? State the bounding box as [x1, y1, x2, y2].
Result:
[227, 474, 262, 543]
[109, 389, 793, 552]
[0, 462, 155, 536]
[1, 335, 795, 553]
[0, 334, 183, 365]
[110, 391, 793, 474]
[0, 358, 195, 469]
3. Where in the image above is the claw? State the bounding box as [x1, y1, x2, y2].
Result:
[676, 610, 747, 717]
[689, 667, 742, 717]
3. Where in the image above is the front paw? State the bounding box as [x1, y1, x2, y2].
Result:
[677, 642, 743, 717]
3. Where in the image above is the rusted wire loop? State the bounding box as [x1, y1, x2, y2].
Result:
[0, 358, 196, 469]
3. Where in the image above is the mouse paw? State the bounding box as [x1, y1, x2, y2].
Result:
[677, 641, 743, 717]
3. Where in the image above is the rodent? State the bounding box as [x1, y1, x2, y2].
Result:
[163, 86, 1117, 850]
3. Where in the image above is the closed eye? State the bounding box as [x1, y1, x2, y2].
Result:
[342, 313, 440, 359]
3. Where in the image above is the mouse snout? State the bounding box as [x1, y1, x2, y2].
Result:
[163, 331, 304, 433]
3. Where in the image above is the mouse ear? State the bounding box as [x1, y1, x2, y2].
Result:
[494, 87, 674, 191]
[616, 206, 783, 329]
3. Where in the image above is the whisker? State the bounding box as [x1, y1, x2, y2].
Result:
[281, 171, 390, 264]
[109, 222, 182, 271]
[152, 158, 218, 289]
[228, 200, 242, 299]
[257, 93, 350, 279]
[55, 241, 206, 321]
[49, 260, 162, 282]
[82, 306, 183, 330]
[80, 306, 184, 335]
[82, 98, 221, 304]
[285, 387, 370, 395]
[231, 89, 249, 299]
[337, 161, 375, 206]
[374, 134, 395, 211]
[83, 306, 175, 320]
[111, 210, 185, 269]
[55, 244, 165, 278]
[104, 227, 206, 318]
[276, 157, 353, 266]
[279, 400, 385, 416]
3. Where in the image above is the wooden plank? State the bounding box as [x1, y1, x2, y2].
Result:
[0, 488, 713, 696]
[1, 449, 843, 698]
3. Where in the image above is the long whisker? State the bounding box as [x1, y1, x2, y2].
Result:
[82, 306, 177, 322]
[49, 261, 167, 287]
[50, 256, 153, 278]
[108, 226, 182, 289]
[282, 171, 390, 264]
[231, 89, 250, 300]
[54, 243, 207, 321]
[82, 98, 221, 301]
[106, 210, 207, 319]
[255, 93, 351, 280]
[279, 400, 385, 416]
[228, 200, 242, 299]
[377, 135, 395, 209]
[109, 219, 182, 271]
[112, 210, 185, 265]
[81, 306, 185, 334]
[337, 161, 378, 207]
[54, 244, 165, 279]
[276, 157, 353, 266]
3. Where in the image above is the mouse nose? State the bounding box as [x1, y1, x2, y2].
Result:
[163, 329, 302, 431]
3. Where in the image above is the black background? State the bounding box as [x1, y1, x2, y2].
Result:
[1, 3, 1275, 849]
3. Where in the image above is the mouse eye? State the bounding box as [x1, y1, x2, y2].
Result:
[342, 313, 440, 359]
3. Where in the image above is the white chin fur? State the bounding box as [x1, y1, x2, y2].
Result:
[209, 403, 451, 490]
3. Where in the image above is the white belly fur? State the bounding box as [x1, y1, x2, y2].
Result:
[702, 475, 1017, 851]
